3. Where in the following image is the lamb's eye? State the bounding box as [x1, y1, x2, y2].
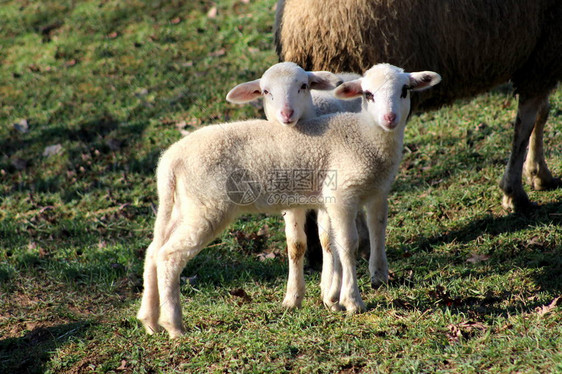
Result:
[300, 83, 308, 91]
[364, 91, 374, 102]
[263, 89, 269, 95]
[400, 85, 409, 99]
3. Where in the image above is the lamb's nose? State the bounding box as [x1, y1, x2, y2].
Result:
[384, 112, 397, 125]
[281, 109, 294, 122]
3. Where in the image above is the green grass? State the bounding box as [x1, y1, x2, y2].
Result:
[1, 1, 561, 373]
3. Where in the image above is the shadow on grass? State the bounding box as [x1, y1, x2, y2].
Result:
[0, 322, 93, 374]
[379, 200, 562, 317]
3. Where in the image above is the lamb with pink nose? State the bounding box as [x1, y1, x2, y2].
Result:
[226, 62, 343, 126]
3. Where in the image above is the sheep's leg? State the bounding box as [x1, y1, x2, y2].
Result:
[365, 195, 389, 289]
[137, 201, 178, 334]
[156, 207, 229, 339]
[500, 94, 546, 212]
[327, 206, 365, 314]
[282, 209, 307, 309]
[524, 96, 561, 191]
[317, 209, 342, 310]
[137, 241, 164, 334]
[155, 224, 204, 338]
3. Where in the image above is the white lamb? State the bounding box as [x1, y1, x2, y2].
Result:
[226, 62, 362, 308]
[226, 61, 344, 126]
[137, 63, 441, 338]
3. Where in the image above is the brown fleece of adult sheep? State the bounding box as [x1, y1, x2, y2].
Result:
[275, 0, 561, 109]
[275, 0, 562, 212]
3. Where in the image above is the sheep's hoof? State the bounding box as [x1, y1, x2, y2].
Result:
[143, 323, 163, 335]
[137, 314, 163, 335]
[166, 327, 186, 339]
[533, 176, 562, 191]
[502, 194, 537, 215]
[282, 296, 303, 309]
[370, 274, 388, 289]
[342, 300, 366, 315]
[323, 298, 343, 312]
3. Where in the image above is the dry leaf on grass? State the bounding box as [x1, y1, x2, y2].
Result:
[207, 6, 217, 18]
[466, 253, 490, 264]
[535, 296, 561, 316]
[447, 321, 487, 343]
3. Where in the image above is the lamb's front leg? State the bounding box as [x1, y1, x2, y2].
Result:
[282, 209, 307, 309]
[365, 195, 389, 288]
[328, 206, 365, 314]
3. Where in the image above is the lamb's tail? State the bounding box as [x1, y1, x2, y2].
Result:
[151, 157, 178, 248]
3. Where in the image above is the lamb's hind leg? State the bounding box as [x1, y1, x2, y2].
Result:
[500, 94, 547, 212]
[327, 206, 365, 314]
[137, 241, 163, 334]
[282, 209, 307, 309]
[317, 208, 342, 311]
[156, 211, 230, 338]
[524, 96, 561, 191]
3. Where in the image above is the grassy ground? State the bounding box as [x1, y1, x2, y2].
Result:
[1, 1, 561, 373]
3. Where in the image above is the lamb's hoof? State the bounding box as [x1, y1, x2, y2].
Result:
[165, 327, 186, 339]
[143, 323, 163, 335]
[282, 296, 303, 309]
[158, 320, 186, 339]
[137, 314, 163, 335]
[323, 298, 343, 312]
[342, 300, 366, 315]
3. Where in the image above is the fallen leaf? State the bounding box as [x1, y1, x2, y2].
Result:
[535, 296, 561, 316]
[230, 288, 252, 303]
[447, 321, 487, 343]
[106, 138, 123, 151]
[43, 144, 63, 157]
[11, 158, 28, 170]
[207, 6, 217, 18]
[170, 17, 181, 24]
[14, 119, 29, 133]
[526, 236, 545, 248]
[209, 48, 226, 57]
[107, 31, 118, 39]
[257, 251, 276, 261]
[116, 359, 127, 371]
[466, 253, 490, 264]
[135, 88, 149, 97]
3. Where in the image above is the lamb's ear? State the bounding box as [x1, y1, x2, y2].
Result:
[333, 79, 363, 100]
[408, 72, 441, 92]
[226, 79, 262, 103]
[307, 71, 343, 90]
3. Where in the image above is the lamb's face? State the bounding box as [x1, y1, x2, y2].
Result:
[226, 62, 342, 127]
[360, 65, 412, 131]
[260, 63, 313, 126]
[334, 63, 442, 132]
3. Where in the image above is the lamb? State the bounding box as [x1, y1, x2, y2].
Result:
[226, 62, 346, 308]
[274, 0, 562, 213]
[226, 62, 344, 127]
[136, 63, 441, 338]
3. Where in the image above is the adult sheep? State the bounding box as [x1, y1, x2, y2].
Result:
[274, 0, 562, 212]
